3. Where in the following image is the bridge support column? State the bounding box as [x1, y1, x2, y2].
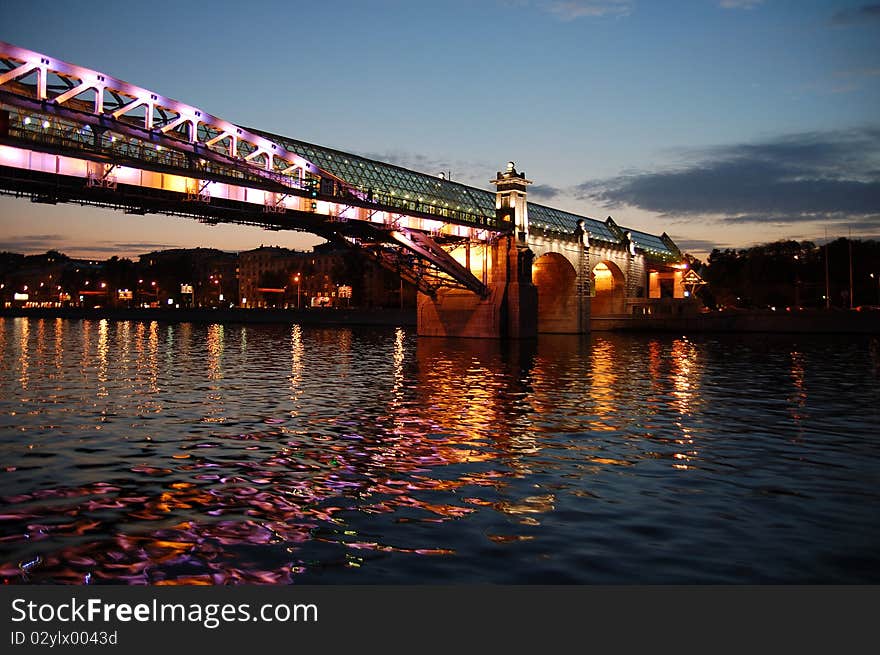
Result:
[417, 235, 537, 339]
[417, 162, 538, 339]
[502, 236, 539, 339]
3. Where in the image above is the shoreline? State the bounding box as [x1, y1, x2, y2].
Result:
[2, 307, 878, 334]
[0, 306, 417, 327]
[591, 309, 880, 334]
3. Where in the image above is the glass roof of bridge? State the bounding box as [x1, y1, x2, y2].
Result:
[249, 127, 677, 257]
[627, 229, 680, 259]
[252, 129, 497, 219]
[527, 204, 619, 244]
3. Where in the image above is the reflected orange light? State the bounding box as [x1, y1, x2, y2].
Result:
[207, 324, 224, 382]
[588, 337, 618, 423]
[671, 338, 698, 417]
[17, 317, 30, 390]
[788, 350, 807, 438]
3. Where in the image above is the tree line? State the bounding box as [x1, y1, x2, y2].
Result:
[692, 238, 880, 310]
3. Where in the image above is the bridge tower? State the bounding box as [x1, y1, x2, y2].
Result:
[417, 162, 538, 339]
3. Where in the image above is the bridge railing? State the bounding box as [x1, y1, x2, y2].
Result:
[358, 187, 500, 229]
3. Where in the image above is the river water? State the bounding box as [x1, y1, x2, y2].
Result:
[1, 317, 878, 584]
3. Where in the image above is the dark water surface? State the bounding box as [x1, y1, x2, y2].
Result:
[1, 317, 878, 584]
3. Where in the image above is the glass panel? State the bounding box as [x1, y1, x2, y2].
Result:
[528, 203, 620, 244]
[252, 129, 497, 221]
[627, 229, 678, 257]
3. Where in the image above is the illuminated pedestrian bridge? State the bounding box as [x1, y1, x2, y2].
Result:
[0, 40, 687, 337]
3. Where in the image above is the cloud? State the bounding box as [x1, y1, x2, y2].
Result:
[843, 217, 880, 231]
[59, 246, 172, 255]
[578, 127, 880, 227]
[829, 217, 880, 236]
[669, 237, 731, 253]
[542, 1, 633, 21]
[113, 242, 182, 252]
[502, 1, 633, 21]
[0, 235, 183, 256]
[801, 68, 880, 95]
[719, 0, 764, 9]
[0, 234, 68, 252]
[528, 184, 564, 200]
[835, 68, 880, 79]
[831, 4, 880, 25]
[60, 242, 186, 257]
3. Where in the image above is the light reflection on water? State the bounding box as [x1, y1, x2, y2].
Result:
[1, 317, 879, 584]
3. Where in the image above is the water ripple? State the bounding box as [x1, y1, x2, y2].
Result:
[1, 318, 878, 583]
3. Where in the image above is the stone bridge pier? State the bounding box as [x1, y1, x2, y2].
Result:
[417, 162, 682, 339]
[417, 163, 538, 339]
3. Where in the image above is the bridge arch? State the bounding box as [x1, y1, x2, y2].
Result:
[591, 260, 626, 315]
[532, 252, 579, 333]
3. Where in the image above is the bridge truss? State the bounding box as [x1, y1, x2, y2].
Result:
[0, 41, 499, 296]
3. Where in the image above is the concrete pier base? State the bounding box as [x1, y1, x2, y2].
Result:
[417, 236, 537, 339]
[417, 288, 501, 338]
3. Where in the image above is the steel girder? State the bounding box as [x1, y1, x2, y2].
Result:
[313, 221, 486, 297]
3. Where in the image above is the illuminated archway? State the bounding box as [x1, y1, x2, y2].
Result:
[592, 260, 626, 315]
[533, 252, 579, 333]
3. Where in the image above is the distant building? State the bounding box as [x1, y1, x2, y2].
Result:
[238, 246, 303, 308]
[138, 248, 238, 308]
[238, 244, 416, 309]
[0, 251, 106, 308]
[1, 243, 415, 311]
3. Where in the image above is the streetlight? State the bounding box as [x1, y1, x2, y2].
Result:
[212, 276, 222, 307]
[293, 274, 302, 309]
[871, 273, 879, 305]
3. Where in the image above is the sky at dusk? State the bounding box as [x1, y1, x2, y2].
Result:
[1, 0, 878, 260]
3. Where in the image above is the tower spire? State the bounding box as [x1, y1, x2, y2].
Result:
[491, 161, 532, 242]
